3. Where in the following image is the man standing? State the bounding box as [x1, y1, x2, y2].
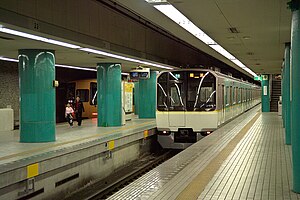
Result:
[74, 96, 85, 126]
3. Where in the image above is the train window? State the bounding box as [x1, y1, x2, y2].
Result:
[76, 89, 89, 102]
[66, 83, 76, 102]
[239, 88, 243, 103]
[170, 85, 184, 108]
[169, 72, 185, 110]
[226, 86, 230, 106]
[157, 71, 216, 112]
[157, 73, 168, 111]
[233, 87, 236, 104]
[236, 87, 239, 103]
[188, 72, 216, 111]
[90, 82, 97, 105]
[230, 86, 233, 105]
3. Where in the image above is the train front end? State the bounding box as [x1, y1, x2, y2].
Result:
[156, 70, 218, 149]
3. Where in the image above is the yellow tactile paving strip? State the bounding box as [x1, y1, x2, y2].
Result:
[176, 112, 261, 200]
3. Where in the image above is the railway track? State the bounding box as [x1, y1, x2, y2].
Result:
[65, 150, 178, 200]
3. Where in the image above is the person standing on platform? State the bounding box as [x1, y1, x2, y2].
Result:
[74, 96, 85, 126]
[65, 103, 74, 127]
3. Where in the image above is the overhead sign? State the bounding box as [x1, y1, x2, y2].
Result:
[254, 76, 262, 81]
[130, 67, 150, 80]
[262, 75, 268, 80]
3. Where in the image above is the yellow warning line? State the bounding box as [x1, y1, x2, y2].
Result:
[176, 112, 261, 200]
[0, 121, 155, 162]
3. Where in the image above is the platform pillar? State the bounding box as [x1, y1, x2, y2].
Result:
[18, 49, 56, 143]
[282, 63, 285, 127]
[261, 74, 270, 112]
[284, 43, 291, 145]
[97, 63, 122, 127]
[134, 82, 139, 115]
[289, 0, 300, 192]
[138, 71, 157, 118]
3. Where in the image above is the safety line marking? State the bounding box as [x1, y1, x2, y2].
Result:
[176, 112, 261, 200]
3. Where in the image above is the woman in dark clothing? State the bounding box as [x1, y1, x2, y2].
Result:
[74, 96, 85, 126]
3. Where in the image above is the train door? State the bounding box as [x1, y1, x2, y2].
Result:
[168, 79, 185, 127]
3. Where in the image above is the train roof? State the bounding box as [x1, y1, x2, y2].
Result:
[158, 69, 260, 88]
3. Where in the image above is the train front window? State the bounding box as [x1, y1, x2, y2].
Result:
[187, 72, 216, 111]
[168, 72, 185, 111]
[157, 73, 168, 111]
[157, 71, 216, 112]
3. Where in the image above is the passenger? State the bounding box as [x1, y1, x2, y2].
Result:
[74, 96, 85, 126]
[65, 103, 74, 127]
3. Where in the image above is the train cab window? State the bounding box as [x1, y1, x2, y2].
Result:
[90, 82, 97, 105]
[157, 70, 216, 112]
[188, 72, 216, 111]
[76, 89, 89, 102]
[169, 72, 185, 111]
[157, 73, 168, 111]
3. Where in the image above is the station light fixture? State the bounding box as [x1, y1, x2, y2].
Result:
[80, 48, 173, 70]
[0, 26, 173, 70]
[55, 64, 96, 71]
[0, 56, 129, 75]
[0, 27, 81, 49]
[145, 1, 258, 77]
[0, 56, 18, 62]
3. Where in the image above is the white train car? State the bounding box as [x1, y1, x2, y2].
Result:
[156, 69, 261, 149]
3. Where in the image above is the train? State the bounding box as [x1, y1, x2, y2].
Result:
[156, 69, 261, 149]
[65, 79, 134, 120]
[66, 79, 98, 118]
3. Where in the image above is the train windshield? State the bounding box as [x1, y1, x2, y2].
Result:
[157, 71, 216, 111]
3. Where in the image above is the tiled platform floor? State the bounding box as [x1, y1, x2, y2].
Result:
[109, 108, 300, 200]
[199, 113, 300, 200]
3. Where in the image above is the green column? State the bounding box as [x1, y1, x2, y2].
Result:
[134, 82, 139, 115]
[289, 0, 300, 192]
[282, 64, 286, 127]
[284, 43, 291, 145]
[19, 49, 56, 143]
[97, 63, 122, 127]
[138, 71, 157, 118]
[261, 74, 270, 112]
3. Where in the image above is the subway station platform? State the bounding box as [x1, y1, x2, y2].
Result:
[109, 106, 300, 200]
[0, 117, 156, 199]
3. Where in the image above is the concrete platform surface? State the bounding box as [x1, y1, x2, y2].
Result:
[0, 117, 156, 171]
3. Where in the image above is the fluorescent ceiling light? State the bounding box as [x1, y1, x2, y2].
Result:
[0, 56, 18, 62]
[80, 48, 173, 70]
[0, 27, 81, 49]
[150, 3, 257, 77]
[155, 4, 216, 45]
[209, 45, 236, 60]
[55, 64, 96, 71]
[0, 56, 130, 75]
[0, 27, 172, 70]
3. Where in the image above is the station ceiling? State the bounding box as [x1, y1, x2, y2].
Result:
[118, 0, 291, 75]
[0, 0, 291, 76]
